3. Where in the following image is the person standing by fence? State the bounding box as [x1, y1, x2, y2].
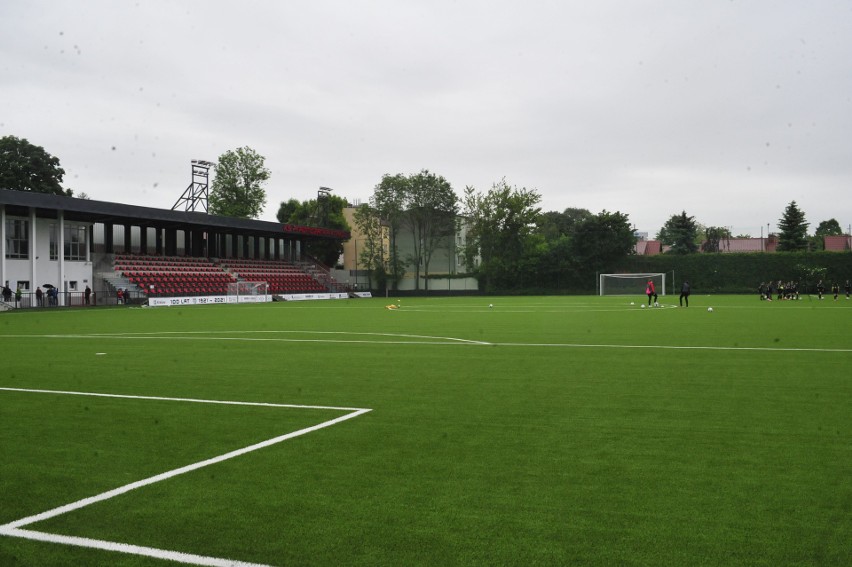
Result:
[15, 286, 22, 308]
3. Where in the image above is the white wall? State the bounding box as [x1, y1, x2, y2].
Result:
[2, 213, 93, 295]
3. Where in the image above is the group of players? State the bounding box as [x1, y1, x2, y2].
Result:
[644, 279, 691, 307]
[759, 280, 851, 301]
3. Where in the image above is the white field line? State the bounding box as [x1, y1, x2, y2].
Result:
[1, 332, 850, 353]
[0, 386, 367, 412]
[0, 330, 491, 346]
[0, 387, 371, 566]
[99, 329, 491, 345]
[394, 307, 672, 313]
[0, 528, 274, 567]
[491, 342, 852, 353]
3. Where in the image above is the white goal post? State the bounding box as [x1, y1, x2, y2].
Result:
[227, 281, 269, 298]
[599, 273, 666, 296]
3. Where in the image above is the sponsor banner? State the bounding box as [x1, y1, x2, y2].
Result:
[148, 295, 269, 307]
[353, 292, 373, 298]
[237, 295, 269, 303]
[279, 293, 349, 301]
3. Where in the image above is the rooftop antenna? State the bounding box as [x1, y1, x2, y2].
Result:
[172, 160, 214, 212]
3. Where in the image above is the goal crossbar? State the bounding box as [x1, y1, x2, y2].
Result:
[600, 273, 666, 296]
[227, 281, 269, 298]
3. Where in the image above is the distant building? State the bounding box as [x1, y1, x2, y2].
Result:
[338, 207, 478, 292]
[630, 233, 852, 255]
[718, 236, 777, 253]
[824, 235, 852, 251]
[634, 240, 663, 255]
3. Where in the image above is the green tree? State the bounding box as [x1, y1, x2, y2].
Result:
[658, 211, 699, 254]
[461, 179, 542, 292]
[777, 201, 809, 251]
[701, 226, 732, 253]
[402, 170, 459, 291]
[815, 218, 842, 237]
[568, 210, 635, 275]
[284, 194, 351, 266]
[0, 135, 71, 196]
[371, 174, 409, 290]
[810, 218, 842, 251]
[353, 203, 387, 292]
[276, 198, 301, 224]
[537, 208, 592, 241]
[537, 234, 575, 289]
[209, 147, 269, 218]
[535, 208, 592, 289]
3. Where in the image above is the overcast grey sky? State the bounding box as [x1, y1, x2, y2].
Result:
[2, 0, 851, 236]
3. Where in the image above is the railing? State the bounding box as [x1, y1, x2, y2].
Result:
[3, 291, 94, 308]
[2, 289, 146, 309]
[301, 255, 348, 292]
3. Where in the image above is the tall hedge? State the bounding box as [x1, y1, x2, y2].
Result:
[617, 252, 852, 294]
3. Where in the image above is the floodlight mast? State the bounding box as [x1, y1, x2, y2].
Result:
[314, 186, 333, 227]
[172, 160, 214, 213]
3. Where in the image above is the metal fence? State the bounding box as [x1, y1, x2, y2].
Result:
[2, 290, 145, 309]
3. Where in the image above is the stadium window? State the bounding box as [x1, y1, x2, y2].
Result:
[49, 224, 59, 260]
[64, 225, 87, 261]
[69, 281, 78, 291]
[18, 280, 30, 291]
[4, 218, 29, 259]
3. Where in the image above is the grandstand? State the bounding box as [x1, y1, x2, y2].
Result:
[111, 254, 334, 298]
[217, 258, 327, 294]
[0, 188, 350, 306]
[114, 255, 237, 297]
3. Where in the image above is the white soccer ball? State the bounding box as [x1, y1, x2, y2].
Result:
[707, 307, 714, 312]
[654, 302, 659, 308]
[489, 303, 493, 308]
[641, 304, 645, 309]
[630, 302, 635, 305]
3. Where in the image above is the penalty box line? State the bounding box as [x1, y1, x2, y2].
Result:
[0, 387, 371, 567]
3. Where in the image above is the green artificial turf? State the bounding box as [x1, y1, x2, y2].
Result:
[0, 295, 850, 566]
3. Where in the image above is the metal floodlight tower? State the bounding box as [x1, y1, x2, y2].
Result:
[314, 186, 333, 227]
[172, 160, 214, 213]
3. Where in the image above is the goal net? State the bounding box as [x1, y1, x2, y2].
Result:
[600, 273, 666, 296]
[227, 281, 269, 297]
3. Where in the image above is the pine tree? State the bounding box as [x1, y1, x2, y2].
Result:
[659, 211, 698, 254]
[777, 201, 809, 251]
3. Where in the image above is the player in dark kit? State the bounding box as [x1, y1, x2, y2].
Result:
[679, 281, 691, 307]
[846, 280, 851, 300]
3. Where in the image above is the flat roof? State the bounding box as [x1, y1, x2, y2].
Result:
[0, 189, 350, 240]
